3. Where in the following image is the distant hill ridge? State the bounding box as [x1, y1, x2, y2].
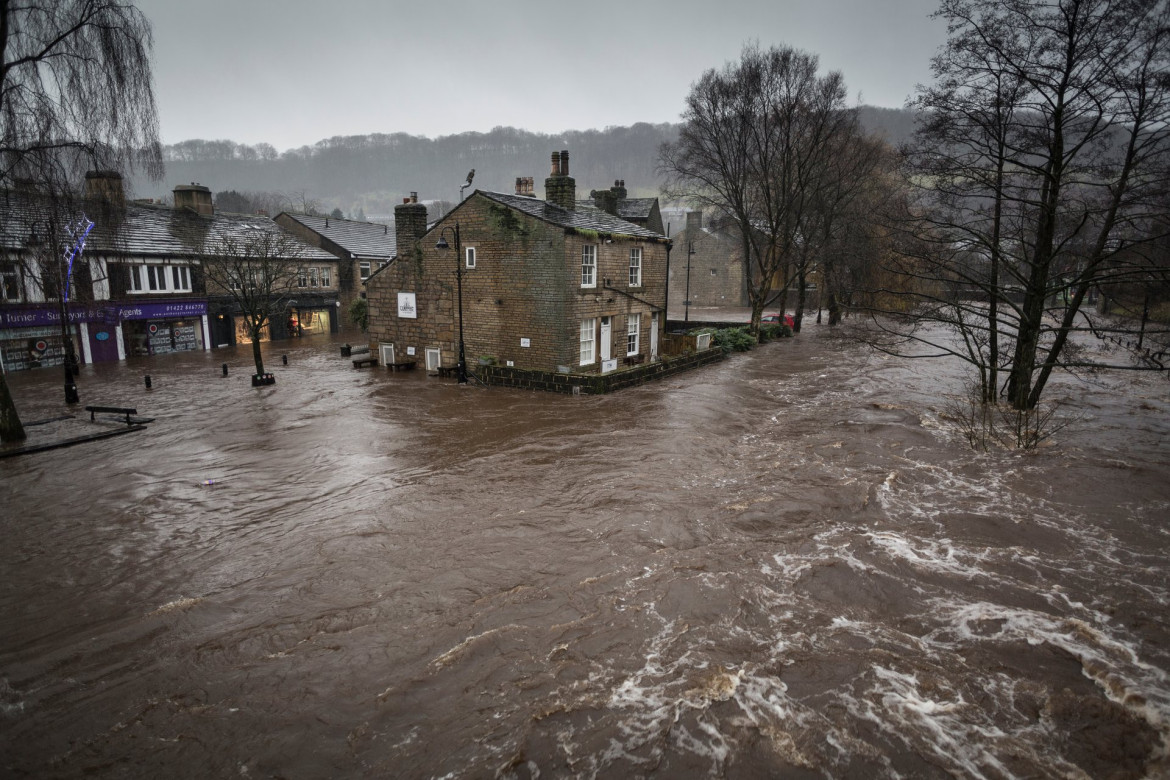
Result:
[133, 106, 917, 219]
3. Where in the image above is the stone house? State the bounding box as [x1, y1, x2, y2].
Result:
[0, 174, 336, 373]
[273, 212, 395, 315]
[668, 211, 749, 314]
[366, 151, 671, 377]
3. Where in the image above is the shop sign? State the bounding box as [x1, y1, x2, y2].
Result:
[397, 292, 417, 319]
[0, 299, 208, 328]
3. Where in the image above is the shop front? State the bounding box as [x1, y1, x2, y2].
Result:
[115, 300, 210, 358]
[0, 306, 81, 373]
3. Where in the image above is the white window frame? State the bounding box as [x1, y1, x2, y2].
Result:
[359, 261, 371, 281]
[170, 265, 191, 292]
[581, 245, 597, 288]
[627, 313, 640, 356]
[297, 268, 308, 288]
[579, 318, 596, 365]
[629, 247, 642, 287]
[146, 264, 167, 292]
[127, 264, 143, 292]
[465, 247, 476, 269]
[309, 267, 319, 287]
[320, 266, 331, 287]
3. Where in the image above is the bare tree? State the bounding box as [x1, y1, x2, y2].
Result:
[198, 227, 305, 381]
[879, 0, 1170, 411]
[660, 43, 881, 333]
[0, 0, 162, 442]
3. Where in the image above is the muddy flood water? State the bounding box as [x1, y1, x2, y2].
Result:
[2, 324, 1169, 778]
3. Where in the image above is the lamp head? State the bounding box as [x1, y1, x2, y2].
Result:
[435, 235, 450, 250]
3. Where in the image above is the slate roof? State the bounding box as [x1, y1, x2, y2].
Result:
[277, 212, 396, 260]
[475, 191, 668, 242]
[0, 191, 334, 261]
[574, 197, 658, 223]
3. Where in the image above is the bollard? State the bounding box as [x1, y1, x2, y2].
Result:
[144, 375, 152, 389]
[282, 354, 288, 365]
[222, 363, 228, 376]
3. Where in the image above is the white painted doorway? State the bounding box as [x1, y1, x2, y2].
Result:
[600, 316, 612, 362]
[379, 342, 395, 367]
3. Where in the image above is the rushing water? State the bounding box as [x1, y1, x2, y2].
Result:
[2, 324, 1169, 778]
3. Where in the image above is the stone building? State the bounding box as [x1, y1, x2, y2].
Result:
[273, 212, 395, 315]
[366, 151, 671, 377]
[668, 211, 749, 315]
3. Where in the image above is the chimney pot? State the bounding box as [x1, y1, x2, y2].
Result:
[550, 152, 561, 176]
[560, 150, 569, 176]
[410, 191, 418, 203]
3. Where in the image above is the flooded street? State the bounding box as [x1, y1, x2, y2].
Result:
[2, 325, 1169, 778]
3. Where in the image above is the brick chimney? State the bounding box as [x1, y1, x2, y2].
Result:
[686, 211, 703, 237]
[84, 170, 125, 208]
[173, 183, 213, 216]
[611, 179, 627, 200]
[514, 177, 535, 197]
[395, 191, 428, 257]
[544, 149, 575, 211]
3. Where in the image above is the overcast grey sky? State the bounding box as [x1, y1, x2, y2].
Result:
[136, 0, 946, 152]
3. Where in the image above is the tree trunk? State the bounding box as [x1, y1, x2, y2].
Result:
[0, 372, 27, 442]
[252, 336, 265, 377]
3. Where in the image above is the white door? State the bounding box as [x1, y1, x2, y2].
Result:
[650, 312, 659, 361]
[379, 343, 395, 366]
[600, 316, 612, 362]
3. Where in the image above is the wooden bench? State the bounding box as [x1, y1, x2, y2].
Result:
[85, 405, 137, 424]
[352, 356, 378, 368]
[386, 360, 416, 372]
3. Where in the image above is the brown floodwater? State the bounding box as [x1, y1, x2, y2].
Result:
[1, 323, 1169, 778]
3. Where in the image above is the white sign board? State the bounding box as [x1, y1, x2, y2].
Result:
[406, 346, 416, 356]
[397, 292, 417, 319]
[520, 338, 531, 348]
[601, 358, 618, 374]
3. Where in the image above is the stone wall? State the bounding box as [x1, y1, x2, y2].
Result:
[476, 347, 725, 394]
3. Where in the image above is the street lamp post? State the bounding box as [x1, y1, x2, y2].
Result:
[28, 222, 80, 404]
[434, 222, 468, 384]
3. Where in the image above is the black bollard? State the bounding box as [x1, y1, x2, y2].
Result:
[222, 363, 228, 376]
[144, 375, 152, 389]
[282, 354, 288, 365]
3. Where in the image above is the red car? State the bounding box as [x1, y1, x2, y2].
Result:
[761, 312, 796, 328]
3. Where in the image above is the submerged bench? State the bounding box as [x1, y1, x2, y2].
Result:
[387, 360, 416, 372]
[85, 405, 137, 424]
[352, 356, 378, 368]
